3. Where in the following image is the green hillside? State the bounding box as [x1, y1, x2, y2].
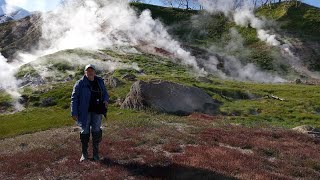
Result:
[1, 48, 320, 139]
[257, 2, 320, 37]
[131, 2, 320, 72]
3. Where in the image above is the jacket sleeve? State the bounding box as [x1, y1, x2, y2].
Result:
[101, 80, 109, 102]
[71, 81, 80, 116]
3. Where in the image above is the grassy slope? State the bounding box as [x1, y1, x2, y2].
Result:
[256, 2, 320, 38]
[132, 2, 320, 39]
[131, 3, 285, 73]
[131, 2, 320, 72]
[1, 49, 320, 139]
[0, 2, 320, 139]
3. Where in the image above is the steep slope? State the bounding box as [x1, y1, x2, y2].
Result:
[256, 2, 320, 37]
[0, 13, 41, 60]
[0, 2, 319, 75]
[257, 2, 320, 72]
[132, 2, 320, 75]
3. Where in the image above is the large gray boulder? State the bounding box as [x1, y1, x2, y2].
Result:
[121, 80, 220, 116]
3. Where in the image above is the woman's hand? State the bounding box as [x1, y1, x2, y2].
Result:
[72, 116, 78, 121]
[104, 101, 108, 108]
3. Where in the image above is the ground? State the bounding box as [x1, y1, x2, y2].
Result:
[0, 48, 320, 179]
[0, 112, 319, 179]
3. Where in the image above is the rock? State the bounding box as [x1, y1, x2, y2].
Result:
[105, 76, 124, 88]
[292, 125, 320, 138]
[115, 98, 125, 107]
[72, 126, 81, 132]
[41, 97, 57, 107]
[295, 78, 302, 84]
[122, 73, 137, 81]
[19, 95, 29, 105]
[19, 74, 45, 87]
[196, 77, 213, 83]
[0, 102, 12, 114]
[121, 80, 220, 116]
[19, 143, 28, 150]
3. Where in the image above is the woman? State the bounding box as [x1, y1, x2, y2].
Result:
[71, 64, 109, 162]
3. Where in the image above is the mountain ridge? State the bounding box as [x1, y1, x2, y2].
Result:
[0, 0, 30, 24]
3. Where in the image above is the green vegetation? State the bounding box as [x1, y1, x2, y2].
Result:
[131, 2, 197, 25]
[257, 2, 320, 38]
[1, 2, 320, 139]
[1, 48, 320, 139]
[15, 64, 39, 78]
[0, 91, 12, 104]
[131, 2, 320, 72]
[0, 107, 72, 139]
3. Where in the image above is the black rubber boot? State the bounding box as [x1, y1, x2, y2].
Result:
[92, 130, 102, 161]
[80, 133, 90, 162]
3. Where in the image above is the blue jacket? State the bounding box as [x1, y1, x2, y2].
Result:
[71, 75, 109, 125]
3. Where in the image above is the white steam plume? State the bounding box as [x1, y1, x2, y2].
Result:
[1, 0, 207, 112]
[204, 27, 285, 82]
[222, 56, 285, 83]
[38, 0, 205, 74]
[0, 54, 24, 111]
[1, 0, 293, 113]
[199, 0, 281, 47]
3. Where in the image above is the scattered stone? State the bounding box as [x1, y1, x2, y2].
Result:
[292, 125, 320, 138]
[105, 76, 124, 88]
[265, 94, 285, 101]
[122, 74, 137, 81]
[41, 97, 57, 107]
[18, 73, 45, 87]
[295, 79, 302, 84]
[249, 108, 260, 115]
[196, 77, 213, 83]
[72, 126, 81, 132]
[115, 98, 125, 107]
[19, 143, 28, 150]
[0, 102, 12, 114]
[19, 95, 29, 105]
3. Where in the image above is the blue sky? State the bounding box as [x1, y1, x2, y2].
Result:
[15, 0, 320, 12]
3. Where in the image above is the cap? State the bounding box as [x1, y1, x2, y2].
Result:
[84, 64, 96, 71]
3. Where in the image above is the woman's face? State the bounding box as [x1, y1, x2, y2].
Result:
[85, 68, 96, 80]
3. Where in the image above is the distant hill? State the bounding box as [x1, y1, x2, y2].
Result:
[0, 14, 41, 59]
[0, 0, 30, 24]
